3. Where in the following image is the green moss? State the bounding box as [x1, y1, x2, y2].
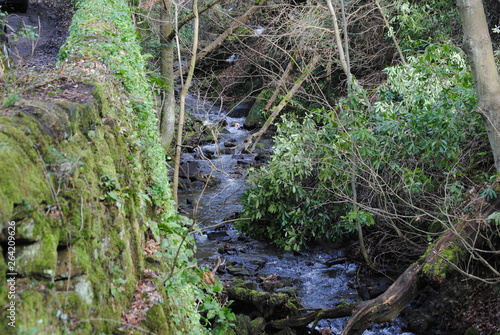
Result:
[0, 126, 50, 223]
[422, 242, 465, 278]
[17, 233, 58, 279]
[0, 246, 5, 307]
[16, 291, 52, 335]
[0, 0, 208, 333]
[244, 89, 272, 128]
[465, 327, 480, 335]
[142, 303, 173, 334]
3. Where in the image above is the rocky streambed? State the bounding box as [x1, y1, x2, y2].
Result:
[175, 94, 414, 335]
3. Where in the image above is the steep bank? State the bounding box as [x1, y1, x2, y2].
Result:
[0, 0, 205, 333]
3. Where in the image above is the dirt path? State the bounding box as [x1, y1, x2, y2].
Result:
[5, 0, 73, 68]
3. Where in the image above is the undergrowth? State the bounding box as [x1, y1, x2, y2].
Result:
[59, 0, 233, 333]
[238, 44, 491, 252]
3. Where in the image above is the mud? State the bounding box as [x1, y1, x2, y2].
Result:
[4, 0, 73, 68]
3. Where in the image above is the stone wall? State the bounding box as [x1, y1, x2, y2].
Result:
[0, 79, 154, 333]
[0, 0, 205, 333]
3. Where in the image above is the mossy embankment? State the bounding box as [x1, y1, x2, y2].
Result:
[0, 0, 206, 333]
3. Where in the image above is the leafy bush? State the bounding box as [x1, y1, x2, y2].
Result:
[238, 44, 490, 251]
[386, 0, 461, 53]
[239, 112, 352, 251]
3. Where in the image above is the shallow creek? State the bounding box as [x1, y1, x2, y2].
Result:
[177, 94, 413, 334]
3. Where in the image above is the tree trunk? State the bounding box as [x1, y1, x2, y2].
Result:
[268, 303, 357, 329]
[263, 191, 499, 334]
[159, 1, 176, 152]
[263, 55, 295, 112]
[172, 0, 199, 206]
[457, 0, 500, 171]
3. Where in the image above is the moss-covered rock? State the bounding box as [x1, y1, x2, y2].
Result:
[244, 89, 273, 129]
[0, 0, 215, 333]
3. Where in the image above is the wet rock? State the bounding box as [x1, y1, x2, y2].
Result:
[200, 146, 216, 159]
[224, 139, 238, 148]
[223, 212, 240, 221]
[235, 315, 265, 335]
[198, 145, 234, 158]
[217, 118, 229, 127]
[237, 235, 253, 242]
[237, 159, 254, 167]
[275, 287, 298, 298]
[228, 99, 255, 118]
[190, 181, 205, 189]
[232, 153, 255, 160]
[408, 316, 429, 333]
[254, 152, 270, 165]
[179, 161, 199, 179]
[249, 259, 266, 271]
[177, 178, 190, 189]
[219, 146, 234, 155]
[228, 265, 251, 276]
[227, 280, 290, 318]
[262, 279, 285, 292]
[207, 231, 230, 240]
[206, 176, 221, 187]
[243, 282, 258, 290]
[324, 257, 348, 266]
[345, 263, 358, 277]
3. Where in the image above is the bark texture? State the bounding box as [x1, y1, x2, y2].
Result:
[457, 0, 500, 171]
[159, 1, 176, 151]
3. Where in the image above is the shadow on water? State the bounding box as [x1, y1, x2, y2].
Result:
[177, 94, 413, 335]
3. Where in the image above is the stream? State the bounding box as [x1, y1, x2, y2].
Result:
[177, 94, 414, 335]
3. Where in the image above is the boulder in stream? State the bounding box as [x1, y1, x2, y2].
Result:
[228, 99, 256, 118]
[179, 161, 199, 180]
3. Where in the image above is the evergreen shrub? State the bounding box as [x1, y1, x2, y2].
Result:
[238, 44, 490, 251]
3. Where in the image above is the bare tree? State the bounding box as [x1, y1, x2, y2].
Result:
[172, 0, 200, 206]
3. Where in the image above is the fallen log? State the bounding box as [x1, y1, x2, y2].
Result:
[340, 194, 500, 335]
[268, 191, 499, 333]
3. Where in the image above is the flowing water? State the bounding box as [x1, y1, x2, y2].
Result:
[178, 94, 413, 335]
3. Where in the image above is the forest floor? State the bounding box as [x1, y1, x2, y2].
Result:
[4, 0, 73, 68]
